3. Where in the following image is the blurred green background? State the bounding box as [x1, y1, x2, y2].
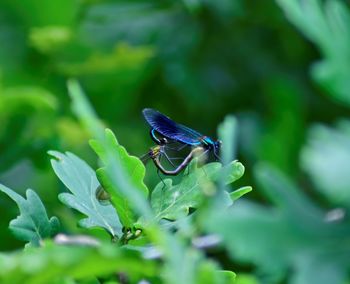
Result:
[1, 0, 350, 283]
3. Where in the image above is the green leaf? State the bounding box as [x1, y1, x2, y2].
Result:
[67, 79, 104, 139]
[234, 274, 259, 284]
[0, 184, 60, 246]
[151, 159, 245, 221]
[0, 242, 157, 284]
[195, 260, 236, 284]
[90, 129, 149, 228]
[276, 0, 350, 107]
[301, 121, 350, 205]
[218, 115, 237, 165]
[230, 186, 252, 202]
[68, 81, 152, 222]
[49, 150, 122, 238]
[216, 270, 236, 284]
[205, 164, 350, 284]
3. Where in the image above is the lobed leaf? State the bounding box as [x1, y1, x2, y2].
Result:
[90, 129, 149, 228]
[301, 121, 350, 206]
[277, 0, 350, 106]
[0, 184, 60, 246]
[205, 164, 350, 284]
[49, 150, 122, 238]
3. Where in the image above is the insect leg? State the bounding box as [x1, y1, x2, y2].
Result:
[162, 151, 177, 168]
[156, 168, 166, 188]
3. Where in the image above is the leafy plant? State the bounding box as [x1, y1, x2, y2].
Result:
[0, 80, 250, 283]
[2, 1, 350, 283]
[0, 242, 157, 284]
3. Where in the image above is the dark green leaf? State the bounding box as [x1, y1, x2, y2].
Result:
[0, 184, 60, 246]
[49, 151, 122, 238]
[90, 129, 148, 228]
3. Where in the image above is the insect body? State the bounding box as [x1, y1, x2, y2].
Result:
[143, 108, 221, 160]
[147, 144, 204, 176]
[141, 135, 204, 175]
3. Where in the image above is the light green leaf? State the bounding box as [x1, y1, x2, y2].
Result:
[49, 151, 122, 238]
[29, 26, 72, 54]
[301, 121, 350, 205]
[90, 129, 148, 228]
[216, 270, 236, 284]
[59, 43, 153, 76]
[0, 184, 60, 246]
[276, 0, 350, 106]
[223, 161, 246, 184]
[151, 159, 245, 221]
[230, 186, 252, 202]
[205, 164, 350, 284]
[218, 115, 237, 165]
[0, 242, 157, 284]
[234, 274, 259, 284]
[195, 260, 236, 284]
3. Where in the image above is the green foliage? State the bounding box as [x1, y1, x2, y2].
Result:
[0, 86, 58, 171]
[0, 87, 57, 114]
[59, 43, 154, 76]
[0, 242, 157, 284]
[218, 115, 237, 165]
[90, 129, 148, 228]
[66, 81, 248, 283]
[68, 80, 154, 222]
[49, 150, 122, 238]
[2, 0, 350, 283]
[229, 186, 252, 202]
[0, 184, 59, 246]
[151, 160, 245, 221]
[301, 120, 350, 205]
[205, 165, 350, 284]
[29, 26, 72, 54]
[277, 0, 350, 106]
[0, 91, 247, 282]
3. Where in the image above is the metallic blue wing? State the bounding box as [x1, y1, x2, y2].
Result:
[143, 108, 204, 145]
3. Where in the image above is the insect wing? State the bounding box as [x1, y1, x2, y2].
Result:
[143, 108, 203, 145]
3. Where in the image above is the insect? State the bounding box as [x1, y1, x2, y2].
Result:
[141, 135, 204, 175]
[146, 144, 204, 176]
[143, 108, 221, 160]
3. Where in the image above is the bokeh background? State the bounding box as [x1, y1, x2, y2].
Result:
[1, 0, 350, 283]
